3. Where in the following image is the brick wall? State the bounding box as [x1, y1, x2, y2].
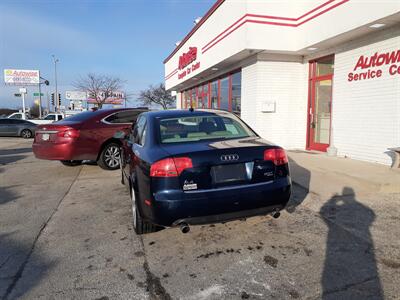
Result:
[242, 60, 308, 150]
[332, 35, 400, 165]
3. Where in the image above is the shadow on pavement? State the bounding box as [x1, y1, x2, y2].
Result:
[0, 148, 32, 156]
[0, 155, 28, 166]
[0, 185, 21, 205]
[285, 157, 311, 213]
[320, 187, 383, 299]
[0, 233, 55, 300]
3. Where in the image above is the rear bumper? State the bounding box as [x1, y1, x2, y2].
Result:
[32, 141, 81, 161]
[145, 177, 291, 227]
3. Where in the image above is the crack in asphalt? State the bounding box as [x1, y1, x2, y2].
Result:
[138, 237, 172, 300]
[291, 182, 376, 247]
[1, 166, 83, 300]
[0, 255, 12, 270]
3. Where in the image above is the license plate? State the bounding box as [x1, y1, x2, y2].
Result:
[42, 133, 50, 141]
[211, 163, 247, 183]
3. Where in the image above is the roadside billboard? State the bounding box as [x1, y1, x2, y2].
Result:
[4, 69, 40, 85]
[87, 91, 125, 105]
[65, 91, 87, 101]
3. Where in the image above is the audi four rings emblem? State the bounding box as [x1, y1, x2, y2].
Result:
[220, 154, 239, 161]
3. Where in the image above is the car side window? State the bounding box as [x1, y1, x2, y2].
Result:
[8, 119, 21, 124]
[44, 115, 56, 120]
[139, 123, 147, 146]
[133, 116, 146, 145]
[105, 110, 141, 124]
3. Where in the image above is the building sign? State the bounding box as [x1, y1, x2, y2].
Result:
[178, 47, 200, 80]
[66, 91, 87, 101]
[348, 49, 400, 82]
[4, 69, 40, 85]
[87, 91, 125, 105]
[179, 47, 197, 70]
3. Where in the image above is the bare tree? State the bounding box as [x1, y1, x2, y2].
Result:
[138, 83, 175, 110]
[73, 73, 124, 108]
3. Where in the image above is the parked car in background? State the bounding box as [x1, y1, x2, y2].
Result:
[32, 113, 64, 124]
[32, 108, 147, 170]
[0, 118, 37, 138]
[7, 112, 30, 120]
[7, 112, 64, 124]
[119, 109, 291, 234]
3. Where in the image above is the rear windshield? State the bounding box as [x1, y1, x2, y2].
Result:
[62, 111, 96, 121]
[159, 115, 255, 144]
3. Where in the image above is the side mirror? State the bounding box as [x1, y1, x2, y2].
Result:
[113, 131, 126, 139]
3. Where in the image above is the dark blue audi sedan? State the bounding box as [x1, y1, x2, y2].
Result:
[119, 109, 291, 234]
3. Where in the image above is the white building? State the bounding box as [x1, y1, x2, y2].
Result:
[164, 0, 400, 165]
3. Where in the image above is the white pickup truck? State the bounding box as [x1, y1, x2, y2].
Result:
[7, 112, 64, 124]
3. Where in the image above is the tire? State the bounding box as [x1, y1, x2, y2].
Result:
[121, 167, 125, 185]
[21, 129, 32, 139]
[120, 152, 125, 185]
[60, 160, 82, 166]
[131, 185, 157, 235]
[98, 143, 121, 170]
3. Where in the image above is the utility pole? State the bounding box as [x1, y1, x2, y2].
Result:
[19, 88, 27, 120]
[52, 55, 59, 112]
[38, 77, 42, 118]
[46, 91, 50, 113]
[38, 76, 50, 117]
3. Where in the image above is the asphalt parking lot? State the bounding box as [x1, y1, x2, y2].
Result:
[0, 137, 399, 300]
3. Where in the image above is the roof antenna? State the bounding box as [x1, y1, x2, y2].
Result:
[189, 106, 194, 112]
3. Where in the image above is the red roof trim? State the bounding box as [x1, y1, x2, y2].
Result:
[163, 0, 225, 64]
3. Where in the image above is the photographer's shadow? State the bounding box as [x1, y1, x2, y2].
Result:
[320, 187, 383, 299]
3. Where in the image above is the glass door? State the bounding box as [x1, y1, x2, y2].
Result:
[307, 56, 334, 151]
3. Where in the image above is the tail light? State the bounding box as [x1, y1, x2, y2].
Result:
[57, 129, 80, 138]
[263, 148, 288, 166]
[150, 157, 193, 177]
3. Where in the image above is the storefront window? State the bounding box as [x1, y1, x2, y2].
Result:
[202, 84, 209, 108]
[190, 88, 197, 108]
[180, 70, 241, 112]
[220, 77, 229, 110]
[231, 71, 241, 115]
[183, 90, 190, 108]
[316, 56, 334, 77]
[210, 80, 218, 108]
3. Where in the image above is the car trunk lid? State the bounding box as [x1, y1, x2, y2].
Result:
[159, 137, 283, 191]
[34, 122, 82, 143]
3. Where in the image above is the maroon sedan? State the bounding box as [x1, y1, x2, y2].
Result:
[32, 108, 146, 170]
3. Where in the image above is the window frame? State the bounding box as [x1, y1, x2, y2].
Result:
[132, 115, 147, 146]
[102, 110, 143, 125]
[180, 69, 241, 113]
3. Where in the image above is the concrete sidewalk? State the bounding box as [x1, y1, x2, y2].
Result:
[288, 150, 400, 197]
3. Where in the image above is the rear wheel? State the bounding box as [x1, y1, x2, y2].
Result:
[131, 185, 157, 235]
[98, 143, 120, 170]
[60, 160, 82, 166]
[21, 129, 32, 139]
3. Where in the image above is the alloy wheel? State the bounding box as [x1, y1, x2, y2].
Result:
[21, 130, 32, 139]
[104, 145, 120, 168]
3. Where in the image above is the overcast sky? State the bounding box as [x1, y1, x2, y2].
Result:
[0, 0, 214, 109]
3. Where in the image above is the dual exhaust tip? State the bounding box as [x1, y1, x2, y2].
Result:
[179, 223, 190, 234]
[178, 210, 281, 234]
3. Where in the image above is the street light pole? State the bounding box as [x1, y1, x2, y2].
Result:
[38, 82, 42, 118]
[38, 76, 50, 117]
[52, 55, 59, 112]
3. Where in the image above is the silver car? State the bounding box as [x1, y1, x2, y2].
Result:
[0, 118, 37, 138]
